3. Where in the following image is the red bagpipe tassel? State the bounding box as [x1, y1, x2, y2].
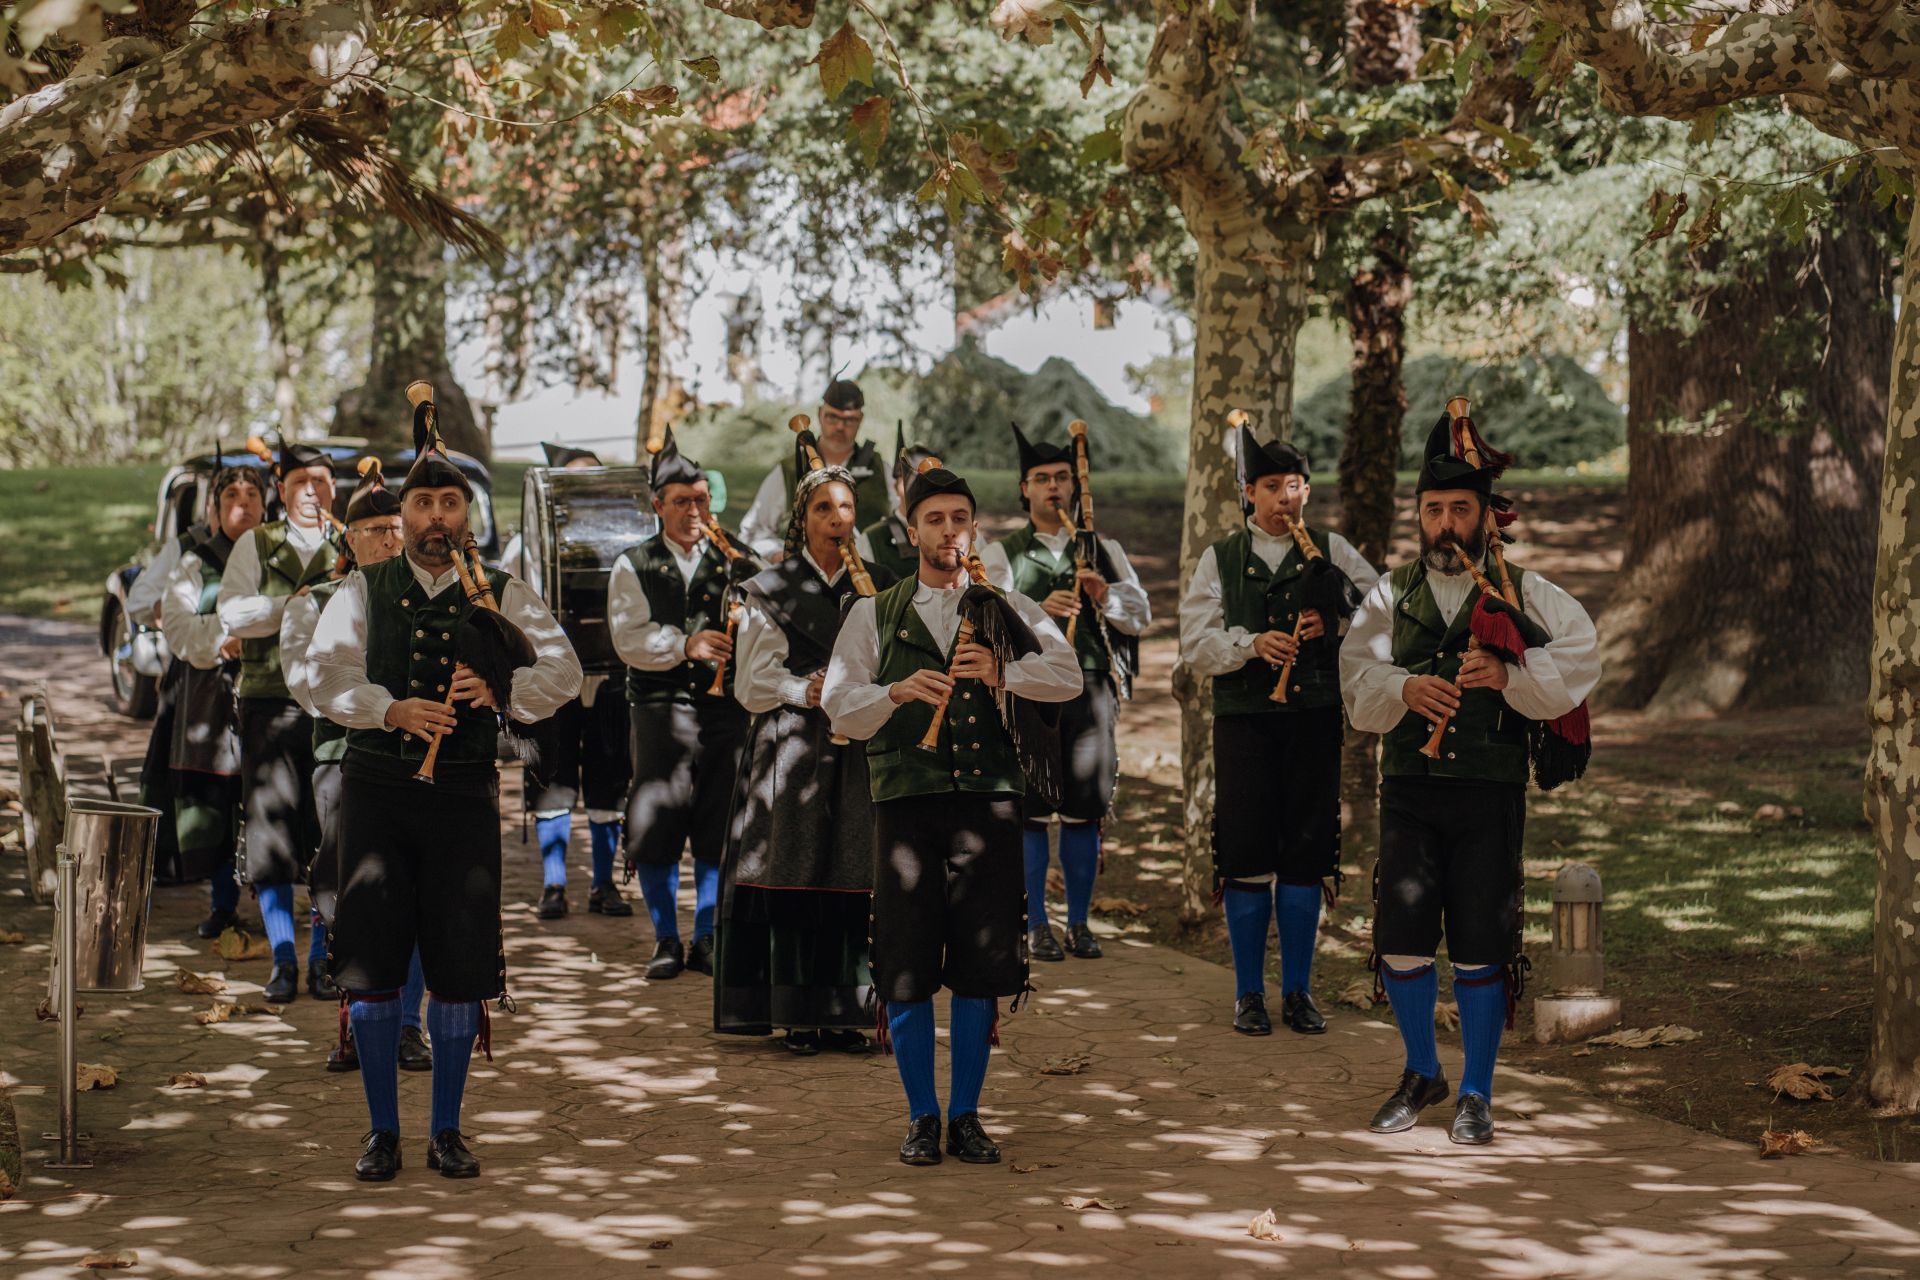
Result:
[874, 999, 892, 1056]
[1468, 595, 1528, 663]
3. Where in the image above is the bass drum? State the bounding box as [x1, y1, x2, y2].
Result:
[522, 466, 659, 675]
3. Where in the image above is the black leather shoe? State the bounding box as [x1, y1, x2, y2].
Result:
[1368, 1069, 1452, 1134]
[1027, 925, 1065, 962]
[537, 885, 568, 920]
[784, 1029, 821, 1056]
[898, 1114, 942, 1166]
[397, 1024, 433, 1073]
[1281, 990, 1327, 1035]
[196, 907, 238, 940]
[588, 883, 634, 917]
[945, 1112, 1001, 1164]
[326, 1031, 360, 1074]
[427, 1129, 481, 1178]
[1066, 923, 1102, 959]
[1450, 1093, 1494, 1146]
[307, 968, 342, 1000]
[821, 1028, 870, 1054]
[355, 1130, 400, 1182]
[686, 933, 715, 976]
[645, 938, 685, 980]
[1233, 992, 1272, 1036]
[263, 964, 298, 1004]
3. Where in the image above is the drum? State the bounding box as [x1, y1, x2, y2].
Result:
[521, 466, 660, 674]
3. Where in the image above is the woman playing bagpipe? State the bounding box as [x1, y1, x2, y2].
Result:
[820, 457, 1082, 1168]
[1339, 397, 1598, 1147]
[712, 419, 899, 1054]
[1177, 414, 1379, 1038]
[309, 384, 582, 1182]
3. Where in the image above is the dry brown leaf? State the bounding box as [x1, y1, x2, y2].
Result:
[76, 1063, 117, 1090]
[1754, 803, 1788, 822]
[1247, 1207, 1285, 1242]
[1337, 978, 1377, 1011]
[1012, 1161, 1060, 1174]
[1765, 1062, 1850, 1101]
[1091, 896, 1146, 917]
[0, 1167, 14, 1199]
[1434, 1002, 1460, 1031]
[1759, 1128, 1820, 1159]
[0, 929, 24, 944]
[647, 1240, 672, 1250]
[213, 927, 269, 961]
[193, 1002, 234, 1025]
[1062, 1195, 1126, 1212]
[1039, 1053, 1092, 1076]
[167, 1072, 207, 1089]
[1588, 1025, 1700, 1050]
[79, 1250, 137, 1269]
[177, 970, 226, 995]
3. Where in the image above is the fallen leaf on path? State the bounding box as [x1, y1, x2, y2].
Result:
[1337, 978, 1377, 1011]
[194, 1003, 233, 1025]
[1759, 1129, 1820, 1159]
[1765, 1062, 1850, 1101]
[1039, 1053, 1092, 1076]
[79, 1249, 137, 1269]
[0, 929, 24, 944]
[0, 1167, 15, 1198]
[166, 1072, 208, 1089]
[213, 927, 269, 961]
[1091, 896, 1146, 917]
[177, 970, 226, 995]
[1754, 803, 1788, 821]
[1587, 1025, 1700, 1049]
[1434, 1002, 1459, 1031]
[35, 998, 55, 1021]
[1247, 1207, 1284, 1242]
[76, 1063, 117, 1090]
[1012, 1161, 1060, 1174]
[647, 1240, 672, 1250]
[1062, 1196, 1126, 1212]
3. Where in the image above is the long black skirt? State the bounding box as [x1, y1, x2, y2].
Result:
[624, 699, 747, 868]
[238, 696, 318, 887]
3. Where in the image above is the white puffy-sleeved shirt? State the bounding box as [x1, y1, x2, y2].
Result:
[977, 528, 1152, 639]
[308, 557, 582, 731]
[216, 518, 331, 639]
[1178, 517, 1381, 678]
[159, 552, 230, 671]
[280, 590, 323, 717]
[1339, 558, 1601, 734]
[128, 532, 189, 628]
[819, 580, 1085, 742]
[732, 549, 844, 715]
[605, 535, 716, 671]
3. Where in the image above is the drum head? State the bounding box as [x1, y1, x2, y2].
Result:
[521, 466, 659, 673]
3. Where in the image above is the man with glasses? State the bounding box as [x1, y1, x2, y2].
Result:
[738, 379, 891, 557]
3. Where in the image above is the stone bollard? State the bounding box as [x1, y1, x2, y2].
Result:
[1532, 863, 1623, 1043]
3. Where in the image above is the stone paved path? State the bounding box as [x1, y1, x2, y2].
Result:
[4, 617, 1919, 1279]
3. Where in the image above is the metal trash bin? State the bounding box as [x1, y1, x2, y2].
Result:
[54, 798, 162, 994]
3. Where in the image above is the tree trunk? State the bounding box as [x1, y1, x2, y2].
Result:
[258, 221, 299, 439]
[635, 209, 667, 459]
[1866, 208, 1920, 1112]
[1598, 198, 1891, 715]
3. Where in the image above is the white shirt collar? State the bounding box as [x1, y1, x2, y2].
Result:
[285, 517, 328, 550]
[1030, 524, 1074, 555]
[664, 534, 709, 579]
[911, 577, 968, 604]
[406, 555, 461, 595]
[801, 546, 846, 586]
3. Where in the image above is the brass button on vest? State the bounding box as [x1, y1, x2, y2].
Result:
[415, 629, 425, 638]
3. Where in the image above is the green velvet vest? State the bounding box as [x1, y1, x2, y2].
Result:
[306, 577, 348, 764]
[865, 576, 1024, 803]
[860, 513, 917, 582]
[1379, 559, 1532, 784]
[996, 525, 1108, 673]
[342, 556, 511, 766]
[236, 521, 337, 700]
[782, 440, 892, 529]
[1210, 526, 1340, 715]
[621, 531, 740, 705]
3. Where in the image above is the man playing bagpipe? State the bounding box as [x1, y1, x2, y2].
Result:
[978, 421, 1150, 963]
[821, 458, 1081, 1167]
[855, 422, 936, 583]
[522, 443, 635, 923]
[310, 387, 582, 1180]
[217, 436, 339, 1003]
[282, 458, 429, 1077]
[1178, 419, 1378, 1036]
[713, 424, 898, 1054]
[1340, 398, 1598, 1146]
[739, 378, 892, 556]
[608, 431, 763, 980]
[158, 463, 265, 943]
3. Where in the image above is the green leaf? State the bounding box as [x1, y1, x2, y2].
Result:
[1079, 127, 1122, 167]
[681, 55, 722, 84]
[527, 0, 569, 38]
[847, 95, 891, 167]
[1687, 106, 1722, 146]
[495, 10, 531, 61]
[815, 20, 875, 102]
[1471, 116, 1541, 170]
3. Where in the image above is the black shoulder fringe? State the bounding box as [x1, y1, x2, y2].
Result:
[960, 584, 1063, 807]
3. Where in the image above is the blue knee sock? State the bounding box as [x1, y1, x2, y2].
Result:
[692, 861, 720, 941]
[888, 1001, 939, 1122]
[1021, 826, 1051, 930]
[536, 813, 571, 888]
[1058, 824, 1099, 928]
[426, 998, 481, 1137]
[258, 884, 296, 968]
[348, 994, 403, 1135]
[306, 907, 327, 969]
[1454, 964, 1507, 1102]
[589, 821, 620, 889]
[1383, 961, 1442, 1079]
[401, 949, 426, 1030]
[1274, 883, 1323, 997]
[210, 863, 239, 914]
[1222, 880, 1273, 998]
[948, 996, 995, 1118]
[637, 863, 680, 940]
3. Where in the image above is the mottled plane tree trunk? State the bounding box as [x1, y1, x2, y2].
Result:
[1537, 0, 1920, 1110]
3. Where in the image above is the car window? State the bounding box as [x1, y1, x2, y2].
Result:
[166, 473, 201, 540]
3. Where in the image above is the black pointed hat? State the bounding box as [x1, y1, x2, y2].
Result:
[822, 378, 864, 411]
[1414, 400, 1513, 496]
[245, 433, 328, 479]
[541, 441, 602, 468]
[649, 427, 706, 490]
[344, 456, 402, 524]
[903, 455, 975, 518]
[401, 382, 474, 498]
[892, 420, 937, 482]
[1236, 424, 1311, 486]
[1010, 421, 1074, 478]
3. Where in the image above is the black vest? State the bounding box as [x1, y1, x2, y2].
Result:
[620, 530, 741, 704]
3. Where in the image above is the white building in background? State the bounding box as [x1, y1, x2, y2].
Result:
[453, 238, 1189, 464]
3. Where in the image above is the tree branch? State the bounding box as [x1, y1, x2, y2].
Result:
[701, 0, 817, 31]
[0, 4, 367, 256]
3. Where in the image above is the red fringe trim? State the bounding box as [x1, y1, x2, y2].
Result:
[875, 999, 892, 1056]
[480, 1001, 493, 1063]
[989, 1003, 1001, 1048]
[336, 997, 351, 1055]
[1469, 596, 1527, 664]
[1548, 700, 1591, 746]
